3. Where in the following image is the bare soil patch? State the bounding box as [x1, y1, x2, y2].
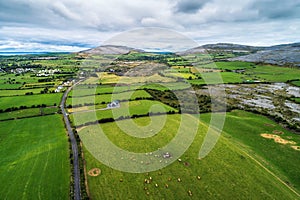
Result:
[273, 130, 284, 135]
[260, 134, 296, 145]
[260, 134, 280, 139]
[291, 146, 300, 151]
[264, 123, 275, 127]
[76, 126, 87, 132]
[88, 168, 101, 177]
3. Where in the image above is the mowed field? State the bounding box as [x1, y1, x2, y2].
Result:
[79, 113, 300, 199]
[0, 115, 70, 199]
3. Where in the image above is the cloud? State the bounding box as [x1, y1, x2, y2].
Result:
[249, 0, 300, 20]
[0, 40, 87, 52]
[174, 0, 209, 14]
[49, 1, 81, 21]
[0, 0, 299, 52]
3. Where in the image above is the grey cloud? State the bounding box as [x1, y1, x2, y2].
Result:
[174, 0, 209, 13]
[0, 0, 34, 24]
[249, 0, 300, 20]
[49, 2, 80, 21]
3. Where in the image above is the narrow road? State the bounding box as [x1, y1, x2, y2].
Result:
[60, 81, 82, 200]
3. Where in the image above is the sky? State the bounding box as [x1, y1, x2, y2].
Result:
[0, 0, 299, 52]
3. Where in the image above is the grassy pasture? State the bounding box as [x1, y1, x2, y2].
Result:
[0, 83, 23, 89]
[291, 81, 300, 87]
[69, 90, 151, 106]
[70, 85, 139, 97]
[246, 65, 300, 82]
[71, 100, 177, 126]
[188, 72, 244, 85]
[0, 107, 59, 121]
[0, 115, 70, 199]
[171, 66, 191, 73]
[23, 81, 59, 88]
[0, 88, 55, 97]
[201, 110, 300, 192]
[167, 72, 197, 79]
[0, 93, 63, 110]
[172, 62, 300, 84]
[80, 114, 299, 199]
[215, 61, 254, 70]
[71, 82, 191, 98]
[292, 98, 300, 103]
[96, 73, 175, 84]
[191, 61, 253, 71]
[0, 73, 40, 84]
[142, 82, 191, 91]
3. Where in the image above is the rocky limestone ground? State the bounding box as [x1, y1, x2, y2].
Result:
[229, 43, 300, 67]
[196, 83, 300, 130]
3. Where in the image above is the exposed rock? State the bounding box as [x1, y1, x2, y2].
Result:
[229, 43, 300, 67]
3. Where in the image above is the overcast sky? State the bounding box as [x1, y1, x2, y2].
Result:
[0, 0, 299, 52]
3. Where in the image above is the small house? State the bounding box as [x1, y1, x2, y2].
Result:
[107, 100, 120, 108]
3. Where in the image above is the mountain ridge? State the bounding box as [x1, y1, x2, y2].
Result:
[79, 42, 300, 67]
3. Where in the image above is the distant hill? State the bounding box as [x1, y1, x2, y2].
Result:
[179, 43, 265, 55]
[229, 43, 300, 67]
[181, 42, 300, 67]
[202, 43, 265, 52]
[78, 43, 300, 67]
[79, 45, 144, 55]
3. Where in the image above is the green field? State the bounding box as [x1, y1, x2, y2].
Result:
[69, 90, 152, 106]
[198, 61, 254, 70]
[188, 72, 244, 85]
[0, 93, 63, 110]
[71, 82, 191, 98]
[169, 62, 300, 84]
[167, 72, 197, 80]
[291, 80, 300, 87]
[0, 83, 23, 89]
[0, 73, 40, 84]
[96, 73, 176, 84]
[201, 110, 300, 192]
[70, 85, 138, 97]
[0, 107, 59, 121]
[0, 88, 55, 97]
[292, 98, 300, 103]
[0, 115, 70, 199]
[215, 61, 254, 70]
[79, 114, 299, 199]
[247, 65, 300, 82]
[71, 100, 177, 126]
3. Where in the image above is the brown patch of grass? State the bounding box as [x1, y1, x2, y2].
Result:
[264, 123, 275, 127]
[260, 134, 296, 145]
[88, 168, 101, 177]
[291, 146, 300, 151]
[273, 130, 284, 135]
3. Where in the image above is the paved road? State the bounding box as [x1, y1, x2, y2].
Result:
[60, 81, 82, 200]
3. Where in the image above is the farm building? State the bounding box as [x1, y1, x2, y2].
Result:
[107, 100, 120, 108]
